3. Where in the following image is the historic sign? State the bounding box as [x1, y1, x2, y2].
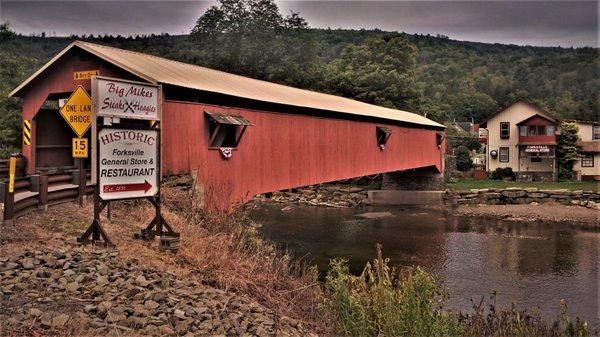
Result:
[60, 86, 92, 138]
[98, 128, 158, 200]
[524, 145, 551, 153]
[78, 78, 173, 247]
[74, 70, 99, 80]
[72, 138, 88, 158]
[94, 77, 161, 120]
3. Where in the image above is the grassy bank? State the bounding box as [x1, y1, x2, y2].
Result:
[447, 179, 599, 192]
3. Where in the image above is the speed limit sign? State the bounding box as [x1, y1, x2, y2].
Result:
[72, 137, 88, 158]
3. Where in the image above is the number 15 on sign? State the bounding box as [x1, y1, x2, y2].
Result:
[72, 138, 88, 158]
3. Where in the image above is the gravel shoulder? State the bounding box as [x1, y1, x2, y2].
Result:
[454, 203, 600, 228]
[0, 247, 315, 337]
[0, 198, 317, 336]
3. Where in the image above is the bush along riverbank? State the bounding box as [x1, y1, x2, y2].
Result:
[324, 246, 595, 337]
[447, 187, 600, 210]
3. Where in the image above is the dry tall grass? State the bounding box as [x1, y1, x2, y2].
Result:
[114, 185, 330, 335]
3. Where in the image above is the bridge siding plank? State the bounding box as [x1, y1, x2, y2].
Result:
[162, 101, 444, 211]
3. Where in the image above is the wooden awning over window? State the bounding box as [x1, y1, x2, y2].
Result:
[205, 111, 252, 126]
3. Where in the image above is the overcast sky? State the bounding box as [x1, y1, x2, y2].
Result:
[0, 1, 597, 48]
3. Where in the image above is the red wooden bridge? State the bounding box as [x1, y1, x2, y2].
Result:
[5, 41, 445, 213]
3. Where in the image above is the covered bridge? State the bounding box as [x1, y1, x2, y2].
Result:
[9, 41, 445, 210]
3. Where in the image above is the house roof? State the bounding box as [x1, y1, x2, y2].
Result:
[564, 119, 600, 126]
[9, 41, 444, 129]
[478, 99, 558, 128]
[515, 113, 558, 126]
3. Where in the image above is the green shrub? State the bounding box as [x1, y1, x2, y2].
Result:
[490, 167, 516, 181]
[325, 257, 460, 337]
[455, 146, 472, 171]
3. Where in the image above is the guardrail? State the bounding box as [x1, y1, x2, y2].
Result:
[0, 158, 26, 181]
[1, 170, 93, 224]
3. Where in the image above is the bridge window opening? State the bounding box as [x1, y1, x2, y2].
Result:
[376, 126, 391, 150]
[436, 132, 445, 149]
[205, 111, 252, 149]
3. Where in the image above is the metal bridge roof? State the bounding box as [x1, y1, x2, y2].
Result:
[10, 40, 444, 129]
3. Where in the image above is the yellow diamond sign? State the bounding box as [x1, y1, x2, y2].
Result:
[60, 85, 92, 138]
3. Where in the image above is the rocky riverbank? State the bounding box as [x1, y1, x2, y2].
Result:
[454, 203, 600, 228]
[254, 185, 370, 208]
[0, 247, 315, 337]
[447, 187, 600, 210]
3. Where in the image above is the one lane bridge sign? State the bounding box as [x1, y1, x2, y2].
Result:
[98, 128, 159, 200]
[60, 85, 92, 138]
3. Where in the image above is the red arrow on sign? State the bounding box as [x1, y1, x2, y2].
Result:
[103, 180, 152, 193]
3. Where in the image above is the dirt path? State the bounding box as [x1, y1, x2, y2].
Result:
[454, 204, 599, 228]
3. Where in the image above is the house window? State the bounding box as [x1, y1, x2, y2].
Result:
[206, 111, 252, 148]
[527, 125, 546, 136]
[499, 147, 509, 162]
[593, 125, 600, 140]
[581, 154, 594, 167]
[500, 122, 510, 139]
[546, 125, 555, 136]
[376, 126, 392, 150]
[519, 126, 527, 136]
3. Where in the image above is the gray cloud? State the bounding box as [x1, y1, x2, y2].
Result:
[0, 0, 597, 47]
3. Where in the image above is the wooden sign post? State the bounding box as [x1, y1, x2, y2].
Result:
[78, 76, 178, 247]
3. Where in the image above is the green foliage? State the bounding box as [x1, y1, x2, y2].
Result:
[0, 49, 36, 157]
[189, 0, 322, 89]
[325, 258, 460, 337]
[490, 167, 517, 181]
[459, 296, 591, 337]
[556, 123, 581, 180]
[326, 255, 593, 337]
[325, 34, 421, 111]
[455, 146, 472, 171]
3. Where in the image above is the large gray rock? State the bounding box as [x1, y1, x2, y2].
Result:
[501, 190, 526, 198]
[355, 212, 394, 219]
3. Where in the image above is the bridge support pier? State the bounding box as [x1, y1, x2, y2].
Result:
[382, 166, 444, 191]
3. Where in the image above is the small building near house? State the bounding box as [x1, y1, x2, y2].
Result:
[571, 120, 600, 181]
[478, 99, 558, 181]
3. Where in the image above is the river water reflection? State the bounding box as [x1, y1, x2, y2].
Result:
[248, 203, 599, 324]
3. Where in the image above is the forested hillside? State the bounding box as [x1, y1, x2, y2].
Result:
[0, 0, 598, 155]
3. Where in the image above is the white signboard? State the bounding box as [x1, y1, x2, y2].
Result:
[525, 145, 551, 153]
[98, 128, 159, 200]
[95, 77, 161, 120]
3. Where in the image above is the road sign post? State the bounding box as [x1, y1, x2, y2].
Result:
[78, 76, 176, 247]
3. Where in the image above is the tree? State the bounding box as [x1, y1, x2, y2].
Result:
[326, 34, 422, 111]
[189, 0, 321, 88]
[556, 122, 580, 180]
[455, 145, 472, 171]
[0, 52, 35, 157]
[0, 22, 16, 41]
[451, 93, 499, 123]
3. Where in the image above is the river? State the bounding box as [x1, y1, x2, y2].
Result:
[248, 203, 600, 324]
